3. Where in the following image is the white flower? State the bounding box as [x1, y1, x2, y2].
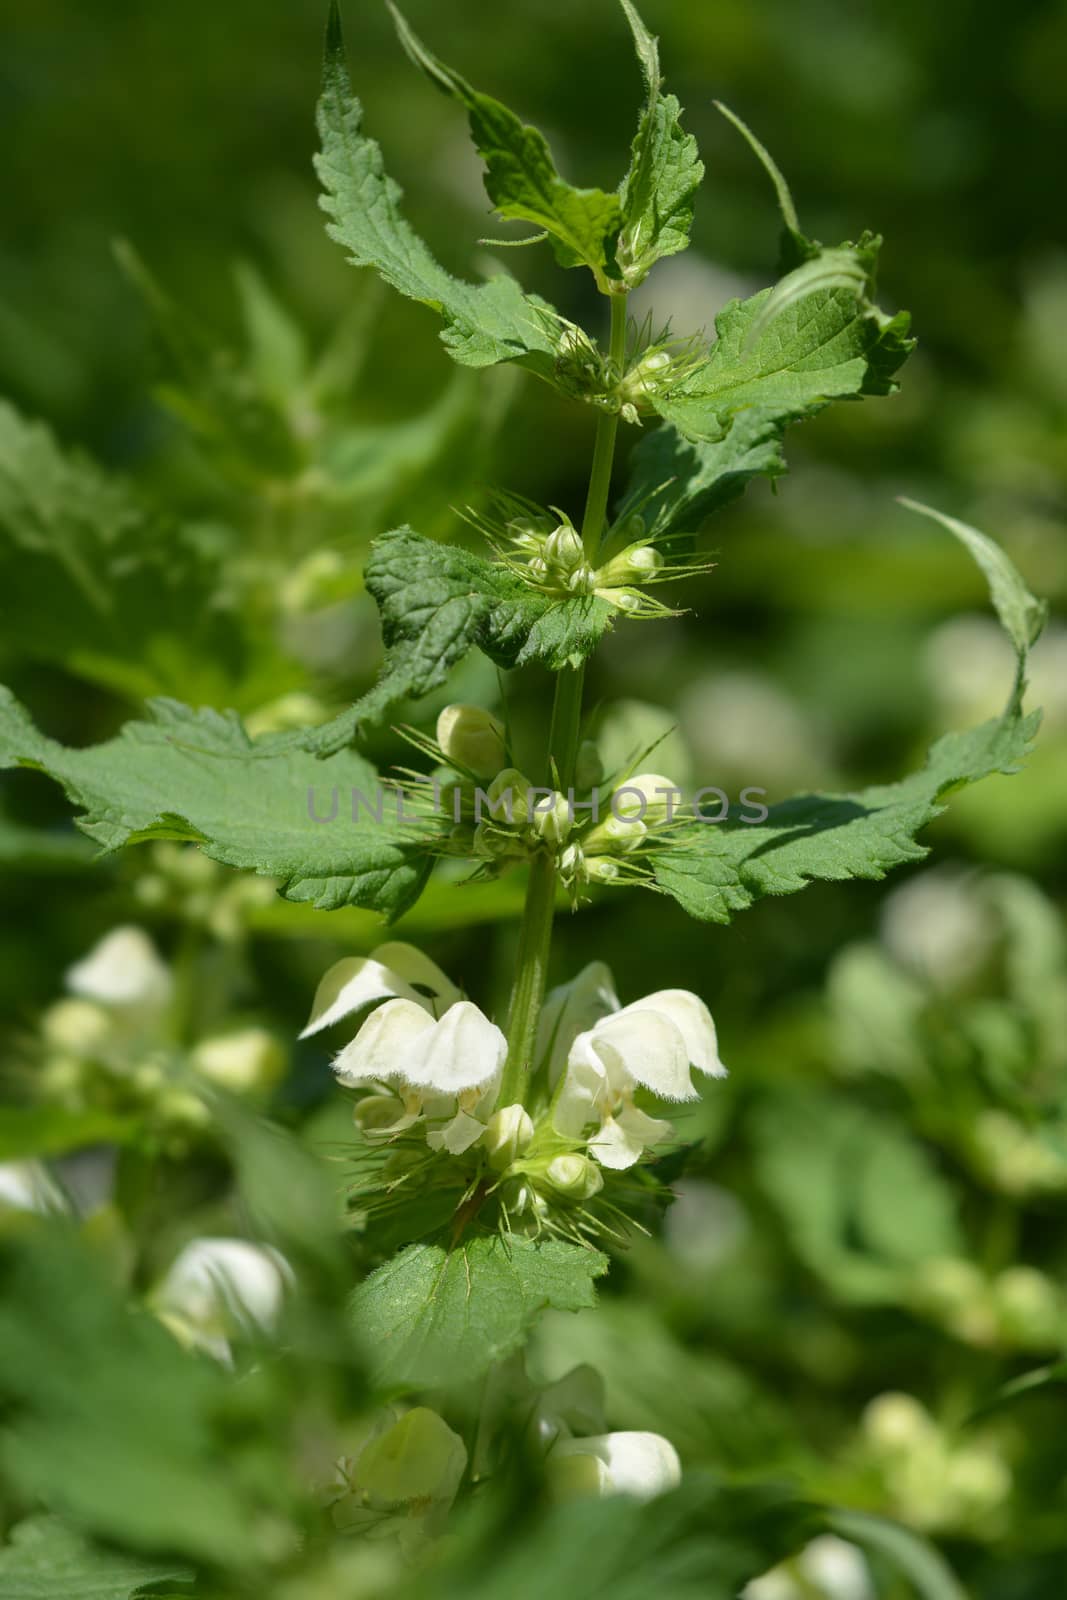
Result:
[334, 998, 506, 1153]
[300, 941, 461, 1038]
[548, 1430, 681, 1501]
[65, 926, 172, 1013]
[153, 1237, 292, 1362]
[190, 1027, 285, 1094]
[744, 1536, 874, 1600]
[553, 982, 726, 1169]
[304, 944, 506, 1154]
[0, 1160, 67, 1216]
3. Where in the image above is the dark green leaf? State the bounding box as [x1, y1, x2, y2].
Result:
[316, 3, 562, 374]
[389, 4, 622, 288]
[616, 1, 704, 287]
[303, 527, 618, 754]
[0, 689, 434, 919]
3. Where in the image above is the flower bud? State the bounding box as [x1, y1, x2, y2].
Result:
[191, 1027, 285, 1095]
[862, 1392, 936, 1453]
[609, 773, 679, 825]
[487, 767, 532, 826]
[583, 814, 647, 855]
[355, 1407, 467, 1510]
[534, 793, 572, 845]
[482, 1103, 535, 1170]
[595, 546, 664, 588]
[353, 1093, 409, 1136]
[545, 524, 584, 573]
[545, 1153, 604, 1200]
[41, 998, 114, 1056]
[584, 857, 620, 885]
[436, 705, 507, 779]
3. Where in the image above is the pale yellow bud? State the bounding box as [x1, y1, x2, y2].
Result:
[482, 1103, 535, 1170]
[436, 705, 507, 779]
[546, 1153, 604, 1200]
[191, 1028, 285, 1095]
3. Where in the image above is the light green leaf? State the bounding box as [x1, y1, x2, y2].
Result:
[653, 708, 1038, 923]
[650, 258, 913, 444]
[616, 0, 704, 287]
[0, 689, 434, 919]
[751, 1089, 962, 1303]
[899, 498, 1048, 694]
[0, 1517, 190, 1600]
[316, 3, 562, 374]
[652, 510, 1041, 922]
[389, 4, 622, 289]
[0, 1231, 274, 1565]
[303, 527, 618, 755]
[0, 1106, 138, 1161]
[351, 1234, 607, 1389]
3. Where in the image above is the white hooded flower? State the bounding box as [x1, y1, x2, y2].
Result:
[306, 944, 506, 1154]
[153, 1237, 293, 1362]
[548, 1430, 681, 1501]
[554, 983, 725, 1169]
[65, 926, 172, 1013]
[300, 941, 461, 1038]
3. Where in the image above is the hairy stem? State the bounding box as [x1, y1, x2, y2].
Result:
[498, 292, 629, 1106]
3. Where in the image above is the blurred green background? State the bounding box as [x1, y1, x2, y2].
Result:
[2, 2, 1067, 1592]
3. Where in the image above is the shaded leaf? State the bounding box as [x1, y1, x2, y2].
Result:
[351, 1234, 607, 1389]
[0, 1516, 190, 1600]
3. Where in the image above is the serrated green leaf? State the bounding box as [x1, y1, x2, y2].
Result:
[652, 506, 1041, 921]
[0, 401, 238, 703]
[899, 498, 1049, 691]
[616, 0, 703, 287]
[650, 263, 913, 444]
[0, 1516, 190, 1600]
[616, 413, 787, 552]
[653, 707, 1039, 924]
[389, 4, 622, 289]
[302, 527, 618, 755]
[350, 1234, 607, 1389]
[316, 3, 562, 374]
[0, 689, 434, 918]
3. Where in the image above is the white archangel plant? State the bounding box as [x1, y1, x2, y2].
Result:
[0, 0, 1045, 1585]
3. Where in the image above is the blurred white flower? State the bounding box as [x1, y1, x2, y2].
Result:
[190, 1027, 285, 1094]
[744, 1535, 874, 1600]
[66, 925, 172, 1013]
[879, 867, 994, 990]
[554, 984, 725, 1169]
[153, 1237, 293, 1362]
[547, 1430, 681, 1501]
[0, 1160, 67, 1216]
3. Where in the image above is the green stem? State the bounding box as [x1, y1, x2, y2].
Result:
[498, 292, 629, 1107]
